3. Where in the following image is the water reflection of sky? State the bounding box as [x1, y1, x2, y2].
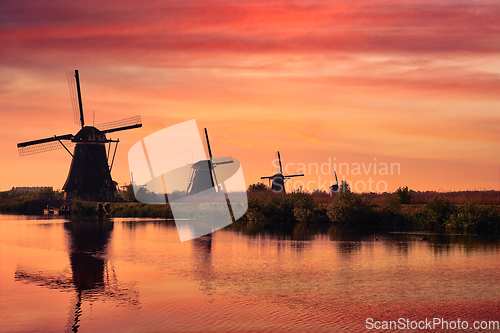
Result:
[12, 220, 140, 332]
[1, 215, 498, 332]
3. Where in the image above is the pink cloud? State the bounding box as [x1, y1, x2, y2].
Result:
[2, 0, 500, 70]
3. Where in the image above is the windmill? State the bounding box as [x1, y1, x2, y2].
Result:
[330, 171, 339, 194]
[186, 128, 233, 196]
[330, 172, 349, 194]
[261, 151, 304, 193]
[17, 70, 142, 201]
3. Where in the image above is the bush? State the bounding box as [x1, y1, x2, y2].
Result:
[448, 202, 500, 232]
[248, 183, 269, 193]
[426, 198, 456, 226]
[292, 192, 317, 223]
[245, 191, 320, 224]
[71, 199, 97, 215]
[326, 190, 376, 225]
[395, 186, 413, 204]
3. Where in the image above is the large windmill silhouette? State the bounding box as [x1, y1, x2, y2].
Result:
[261, 151, 304, 193]
[17, 70, 142, 201]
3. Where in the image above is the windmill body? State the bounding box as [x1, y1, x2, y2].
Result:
[63, 126, 114, 200]
[261, 152, 304, 193]
[268, 173, 286, 193]
[17, 70, 142, 201]
[187, 160, 215, 196]
[186, 129, 233, 196]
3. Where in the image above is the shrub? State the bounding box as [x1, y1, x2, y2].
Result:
[448, 202, 500, 232]
[245, 191, 319, 224]
[395, 186, 413, 204]
[326, 190, 376, 225]
[71, 199, 97, 215]
[248, 183, 269, 193]
[426, 198, 456, 226]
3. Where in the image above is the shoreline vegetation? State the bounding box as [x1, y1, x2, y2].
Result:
[1, 184, 499, 234]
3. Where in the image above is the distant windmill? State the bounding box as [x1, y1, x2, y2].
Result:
[330, 171, 339, 194]
[186, 128, 233, 196]
[17, 70, 142, 201]
[261, 151, 304, 193]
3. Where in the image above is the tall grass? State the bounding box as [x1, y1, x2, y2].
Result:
[70, 200, 173, 218]
[311, 189, 500, 205]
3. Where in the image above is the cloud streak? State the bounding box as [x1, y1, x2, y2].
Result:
[2, 0, 500, 68]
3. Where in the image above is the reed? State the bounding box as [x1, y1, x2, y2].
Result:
[312, 189, 500, 205]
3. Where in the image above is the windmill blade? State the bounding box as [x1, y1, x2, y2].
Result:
[96, 116, 142, 134]
[17, 134, 75, 156]
[334, 171, 338, 185]
[66, 70, 84, 127]
[15, 268, 74, 290]
[213, 160, 233, 166]
[204, 128, 215, 187]
[212, 156, 234, 166]
[204, 128, 213, 160]
[285, 174, 304, 178]
[277, 151, 283, 174]
[260, 176, 273, 179]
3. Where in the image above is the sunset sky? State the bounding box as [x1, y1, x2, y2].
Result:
[1, 0, 499, 193]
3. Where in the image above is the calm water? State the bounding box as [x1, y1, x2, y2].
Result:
[0, 214, 498, 333]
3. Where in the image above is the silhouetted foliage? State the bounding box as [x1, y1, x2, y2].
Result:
[248, 183, 269, 193]
[120, 183, 136, 201]
[395, 186, 414, 204]
[426, 198, 456, 224]
[243, 184, 500, 234]
[246, 189, 325, 224]
[326, 190, 376, 226]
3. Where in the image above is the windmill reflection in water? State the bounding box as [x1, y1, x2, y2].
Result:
[14, 221, 139, 333]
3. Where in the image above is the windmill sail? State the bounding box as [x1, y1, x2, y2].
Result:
[95, 116, 142, 134]
[66, 70, 84, 127]
[17, 134, 75, 156]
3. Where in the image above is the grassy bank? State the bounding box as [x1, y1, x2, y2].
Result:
[1, 186, 499, 234]
[0, 188, 64, 213]
[70, 200, 174, 218]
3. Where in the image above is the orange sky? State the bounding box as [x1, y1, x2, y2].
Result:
[1, 0, 499, 193]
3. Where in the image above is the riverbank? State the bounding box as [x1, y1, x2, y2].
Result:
[246, 188, 500, 234]
[1, 187, 499, 234]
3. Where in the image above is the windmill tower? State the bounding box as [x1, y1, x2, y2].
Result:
[186, 128, 233, 196]
[261, 151, 304, 193]
[17, 70, 142, 201]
